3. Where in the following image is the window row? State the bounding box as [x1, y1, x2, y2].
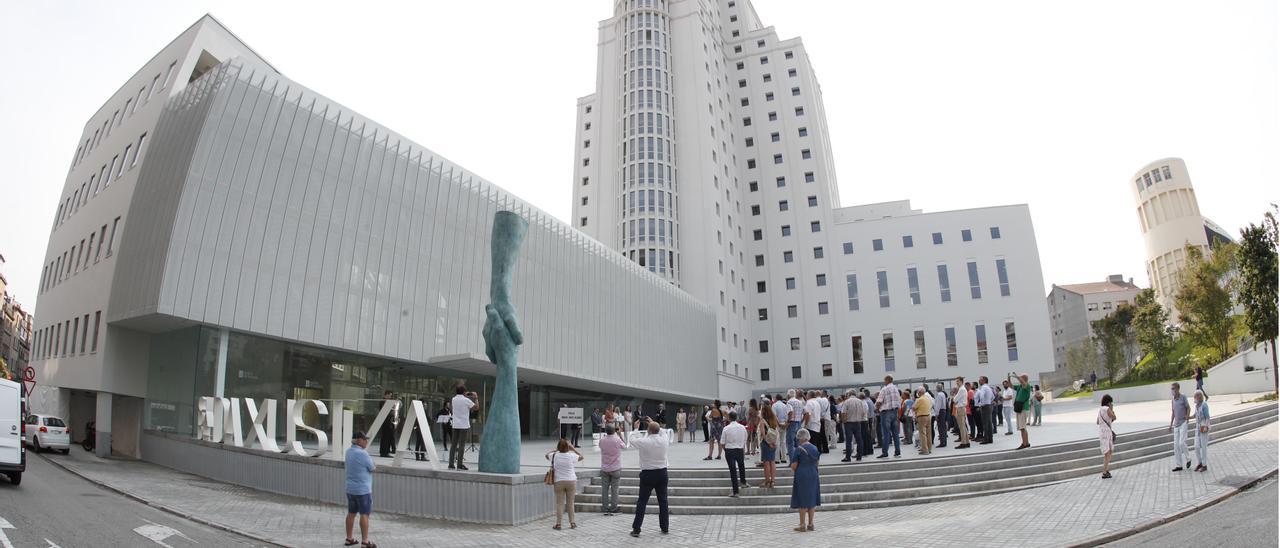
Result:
[840, 260, 1010, 311]
[624, 217, 679, 245]
[56, 132, 148, 230]
[841, 226, 1001, 256]
[741, 106, 805, 127]
[33, 310, 103, 361]
[72, 59, 174, 169]
[622, 160, 676, 189]
[624, 111, 673, 138]
[1134, 164, 1174, 193]
[40, 216, 122, 294]
[736, 67, 798, 88]
[626, 247, 679, 277]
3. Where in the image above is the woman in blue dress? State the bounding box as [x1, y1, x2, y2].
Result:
[790, 428, 821, 531]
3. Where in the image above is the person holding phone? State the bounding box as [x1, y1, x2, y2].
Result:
[1098, 395, 1117, 479]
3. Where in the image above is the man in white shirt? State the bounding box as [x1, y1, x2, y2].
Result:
[952, 377, 971, 448]
[803, 390, 822, 454]
[721, 411, 749, 496]
[1001, 380, 1016, 436]
[786, 389, 805, 459]
[630, 421, 671, 537]
[932, 382, 949, 449]
[770, 394, 791, 464]
[876, 376, 903, 458]
[449, 385, 475, 470]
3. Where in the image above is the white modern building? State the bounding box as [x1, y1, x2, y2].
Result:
[31, 16, 718, 457]
[1130, 158, 1232, 321]
[572, 0, 1054, 398]
[1047, 275, 1143, 374]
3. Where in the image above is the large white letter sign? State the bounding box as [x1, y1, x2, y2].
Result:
[242, 398, 279, 452]
[392, 400, 440, 469]
[290, 399, 329, 457]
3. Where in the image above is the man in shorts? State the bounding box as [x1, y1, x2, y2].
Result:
[345, 431, 377, 547]
[1009, 373, 1033, 450]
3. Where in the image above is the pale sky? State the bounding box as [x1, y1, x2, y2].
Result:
[1, 0, 1276, 309]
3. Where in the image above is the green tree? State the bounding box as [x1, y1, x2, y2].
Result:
[1173, 242, 1238, 365]
[1092, 303, 1136, 383]
[0, 357, 11, 381]
[1132, 288, 1174, 376]
[1065, 339, 1099, 382]
[1236, 206, 1279, 392]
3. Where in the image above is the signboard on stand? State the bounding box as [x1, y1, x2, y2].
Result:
[556, 407, 583, 425]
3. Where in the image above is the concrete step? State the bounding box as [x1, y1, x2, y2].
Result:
[593, 405, 1275, 487]
[575, 405, 1275, 514]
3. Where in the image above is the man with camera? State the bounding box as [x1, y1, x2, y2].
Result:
[1007, 372, 1033, 450]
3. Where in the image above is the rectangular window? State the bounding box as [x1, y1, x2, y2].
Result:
[787, 306, 798, 318]
[148, 73, 161, 99]
[91, 311, 101, 352]
[937, 264, 951, 302]
[903, 235, 913, 248]
[123, 144, 134, 172]
[883, 333, 896, 372]
[757, 281, 767, 293]
[846, 273, 860, 311]
[822, 364, 833, 377]
[753, 229, 763, 241]
[1005, 322, 1019, 362]
[745, 137, 754, 147]
[781, 225, 791, 237]
[770, 132, 780, 142]
[945, 326, 958, 366]
[760, 340, 770, 352]
[842, 242, 853, 254]
[96, 224, 107, 260]
[816, 273, 827, 286]
[107, 156, 118, 183]
[996, 258, 1010, 296]
[801, 149, 811, 159]
[914, 329, 927, 369]
[755, 254, 765, 266]
[990, 226, 1001, 239]
[852, 336, 865, 374]
[804, 172, 815, 183]
[779, 199, 789, 211]
[907, 267, 921, 305]
[798, 127, 808, 137]
[962, 229, 972, 242]
[792, 86, 801, 96]
[785, 276, 796, 289]
[976, 324, 989, 364]
[932, 232, 943, 245]
[818, 301, 829, 315]
[810, 221, 821, 232]
[71, 317, 79, 355]
[80, 314, 89, 353]
[873, 239, 883, 251]
[791, 366, 802, 379]
[788, 68, 797, 77]
[807, 195, 817, 207]
[760, 368, 771, 381]
[876, 270, 890, 308]
[790, 337, 801, 350]
[966, 261, 981, 299]
[773, 153, 783, 164]
[106, 216, 121, 256]
[820, 334, 831, 348]
[813, 246, 824, 259]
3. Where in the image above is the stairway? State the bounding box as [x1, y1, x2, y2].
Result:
[575, 403, 1277, 514]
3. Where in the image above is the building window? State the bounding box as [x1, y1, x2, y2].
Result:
[883, 333, 896, 372]
[990, 226, 1001, 239]
[786, 276, 796, 289]
[749, 181, 759, 192]
[788, 68, 797, 77]
[976, 324, 989, 364]
[816, 273, 827, 286]
[743, 117, 752, 127]
[739, 79, 747, 88]
[753, 229, 763, 241]
[788, 306, 798, 319]
[798, 127, 808, 137]
[821, 363, 833, 377]
[903, 235, 913, 248]
[876, 270, 890, 308]
[781, 225, 791, 237]
[807, 196, 817, 207]
[766, 92, 775, 101]
[582, 177, 589, 186]
[758, 39, 766, 47]
[907, 267, 921, 305]
[791, 366, 802, 379]
[760, 368, 771, 381]
[914, 329, 927, 369]
[1005, 322, 1019, 362]
[801, 149, 811, 160]
[580, 217, 588, 227]
[771, 132, 780, 142]
[852, 336, 865, 373]
[945, 326, 957, 366]
[810, 221, 820, 232]
[804, 172, 814, 183]
[842, 242, 853, 254]
[996, 258, 1011, 296]
[755, 254, 765, 266]
[757, 281, 767, 293]
[106, 216, 121, 256]
[873, 239, 883, 251]
[779, 199, 789, 211]
[961, 229, 972, 242]
[745, 136, 754, 147]
[759, 308, 769, 321]
[760, 340, 770, 352]
[773, 153, 783, 164]
[937, 264, 952, 302]
[818, 301, 829, 315]
[783, 251, 795, 264]
[846, 273, 860, 310]
[813, 246, 824, 259]
[966, 261, 981, 299]
[792, 86, 800, 96]
[790, 337, 801, 350]
[763, 74, 772, 82]
[747, 159, 756, 169]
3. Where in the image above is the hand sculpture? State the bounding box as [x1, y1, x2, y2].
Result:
[478, 211, 528, 474]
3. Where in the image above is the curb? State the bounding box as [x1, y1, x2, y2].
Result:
[1068, 467, 1279, 547]
[37, 452, 292, 548]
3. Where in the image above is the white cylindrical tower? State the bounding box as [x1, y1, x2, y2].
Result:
[1129, 157, 1208, 319]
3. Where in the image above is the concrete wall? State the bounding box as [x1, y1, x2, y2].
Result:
[140, 431, 591, 525]
[1094, 342, 1276, 403]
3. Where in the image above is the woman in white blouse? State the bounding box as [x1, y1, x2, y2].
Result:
[546, 439, 584, 530]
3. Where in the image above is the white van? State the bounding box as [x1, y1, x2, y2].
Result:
[0, 378, 24, 485]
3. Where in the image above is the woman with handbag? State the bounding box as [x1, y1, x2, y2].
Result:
[545, 439, 583, 530]
[757, 404, 780, 487]
[1097, 395, 1117, 479]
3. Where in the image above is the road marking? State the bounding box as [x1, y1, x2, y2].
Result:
[133, 518, 197, 547]
[0, 515, 14, 548]
[45, 539, 62, 548]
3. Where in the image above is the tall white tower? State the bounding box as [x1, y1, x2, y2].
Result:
[1129, 158, 1230, 321]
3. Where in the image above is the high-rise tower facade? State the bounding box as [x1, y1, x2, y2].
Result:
[576, 0, 1054, 399]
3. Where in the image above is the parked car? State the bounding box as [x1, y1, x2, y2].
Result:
[24, 414, 71, 454]
[0, 379, 23, 485]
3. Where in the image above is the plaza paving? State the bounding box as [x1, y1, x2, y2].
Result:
[43, 398, 1278, 547]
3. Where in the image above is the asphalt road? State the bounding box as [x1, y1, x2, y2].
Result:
[1108, 478, 1278, 547]
[0, 452, 269, 547]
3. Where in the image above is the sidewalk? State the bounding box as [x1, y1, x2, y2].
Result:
[44, 412, 1278, 547]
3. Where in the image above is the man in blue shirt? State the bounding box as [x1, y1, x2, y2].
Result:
[345, 431, 376, 547]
